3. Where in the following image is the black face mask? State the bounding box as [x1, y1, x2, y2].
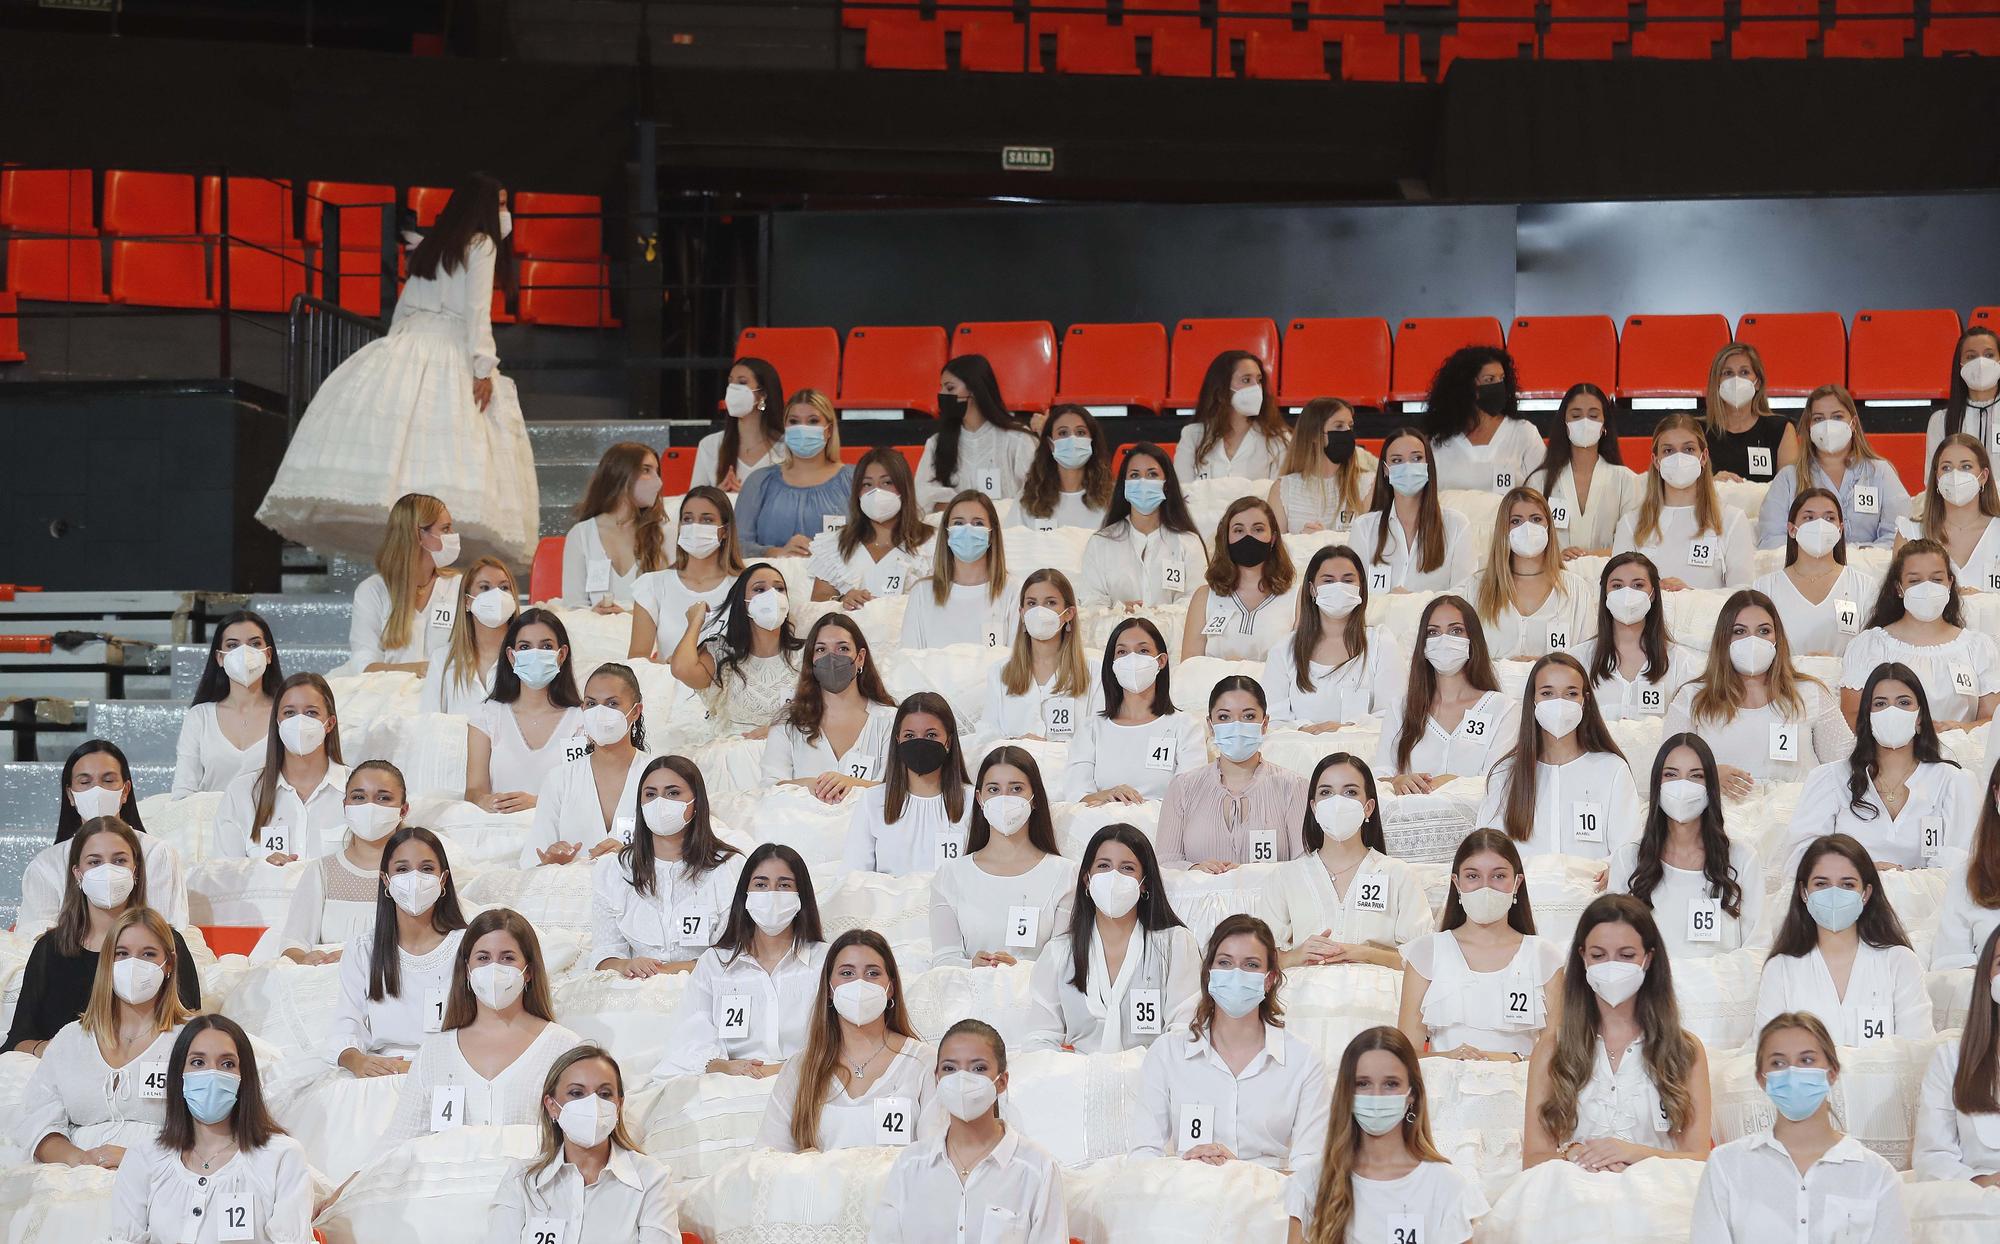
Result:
[1474, 380, 1509, 416]
[1227, 535, 1273, 568]
[1323, 428, 1356, 465]
[896, 737, 949, 776]
[812, 654, 857, 694]
[937, 392, 968, 423]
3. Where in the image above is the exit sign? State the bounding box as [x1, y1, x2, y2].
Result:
[1002, 146, 1055, 173]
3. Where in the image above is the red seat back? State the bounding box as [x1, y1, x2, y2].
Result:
[1849, 308, 1963, 401]
[5, 237, 107, 302]
[1168, 318, 1280, 409]
[305, 181, 393, 248]
[1388, 316, 1505, 402]
[1507, 315, 1618, 400]
[528, 536, 566, 603]
[836, 326, 949, 415]
[1617, 313, 1731, 398]
[0, 291, 24, 363]
[519, 258, 618, 328]
[1055, 322, 1168, 411]
[110, 240, 212, 308]
[103, 170, 197, 236]
[200, 177, 295, 246]
[953, 321, 1057, 412]
[513, 192, 602, 260]
[223, 242, 309, 313]
[735, 327, 842, 399]
[1733, 312, 1848, 396]
[407, 185, 454, 228]
[1279, 317, 1392, 408]
[0, 168, 93, 232]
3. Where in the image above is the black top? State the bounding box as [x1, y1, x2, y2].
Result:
[1706, 414, 1790, 481]
[4, 926, 202, 1051]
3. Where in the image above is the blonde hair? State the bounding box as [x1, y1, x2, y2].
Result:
[927, 490, 1008, 606]
[442, 556, 515, 695]
[1001, 569, 1089, 699]
[1277, 398, 1371, 522]
[1702, 343, 1775, 433]
[1793, 383, 1883, 494]
[1634, 414, 1725, 545]
[785, 389, 843, 465]
[1304, 1027, 1447, 1244]
[374, 493, 460, 653]
[526, 1044, 644, 1179]
[82, 907, 192, 1039]
[1475, 486, 1569, 626]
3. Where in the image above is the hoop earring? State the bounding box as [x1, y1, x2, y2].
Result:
[1404, 1108, 1417, 1123]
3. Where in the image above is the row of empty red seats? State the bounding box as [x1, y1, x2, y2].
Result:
[739, 308, 1998, 417]
[846, 0, 2000, 80]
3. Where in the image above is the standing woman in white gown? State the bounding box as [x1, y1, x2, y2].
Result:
[257, 173, 538, 565]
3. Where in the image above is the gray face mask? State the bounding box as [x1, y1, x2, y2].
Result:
[812, 654, 857, 693]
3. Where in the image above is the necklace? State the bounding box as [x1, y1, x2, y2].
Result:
[842, 1037, 887, 1079]
[192, 1138, 234, 1171]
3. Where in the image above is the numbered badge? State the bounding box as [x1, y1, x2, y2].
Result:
[1492, 468, 1515, 493]
[1163, 560, 1187, 594]
[1921, 816, 1944, 866]
[1245, 828, 1277, 865]
[1686, 897, 1721, 944]
[1835, 599, 1859, 636]
[1637, 685, 1666, 716]
[717, 993, 751, 1040]
[521, 1218, 564, 1244]
[1386, 1213, 1424, 1244]
[1201, 603, 1229, 637]
[1044, 696, 1077, 741]
[1005, 905, 1039, 948]
[822, 514, 847, 535]
[430, 604, 455, 632]
[1747, 447, 1774, 478]
[1570, 800, 1604, 846]
[1685, 539, 1715, 570]
[1546, 627, 1570, 653]
[877, 1095, 915, 1145]
[585, 559, 612, 595]
[614, 815, 637, 846]
[1368, 566, 1392, 593]
[137, 1059, 167, 1100]
[1499, 966, 1534, 1027]
[1859, 1006, 1892, 1042]
[1854, 486, 1879, 515]
[980, 470, 1000, 495]
[562, 737, 590, 764]
[1767, 723, 1797, 764]
[1128, 988, 1163, 1036]
[262, 829, 288, 856]
[431, 1084, 466, 1133]
[1952, 664, 1977, 699]
[1145, 734, 1178, 771]
[1177, 1103, 1216, 1154]
[217, 1196, 255, 1241]
[1549, 502, 1571, 531]
[934, 830, 965, 869]
[424, 987, 447, 1033]
[1352, 872, 1389, 914]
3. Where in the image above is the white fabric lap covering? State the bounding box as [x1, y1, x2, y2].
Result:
[682, 1145, 895, 1244]
[0, 1050, 39, 1165]
[1261, 724, 1385, 776]
[1279, 964, 1406, 1068]
[351, 711, 470, 801]
[268, 1065, 406, 1182]
[325, 670, 424, 758]
[459, 856, 598, 934]
[1480, 1154, 1706, 1244]
[626, 1071, 776, 1182]
[1669, 945, 1768, 1052]
[1925, 968, 1977, 1033]
[880, 644, 1004, 733]
[543, 605, 638, 681]
[550, 970, 690, 1083]
[1418, 1057, 1532, 1199]
[901, 962, 1040, 1050]
[1163, 861, 1286, 947]
[186, 856, 312, 928]
[1902, 1180, 2000, 1244]
[687, 734, 777, 805]
[816, 870, 935, 977]
[223, 956, 347, 1061]
[0, 1160, 115, 1244]
[1062, 1154, 1289, 1244]
[1053, 800, 1161, 860]
[426, 799, 536, 865]
[998, 1047, 1145, 1166]
[711, 785, 856, 866]
[319, 1123, 545, 1244]
[1708, 1033, 1947, 1169]
[137, 788, 221, 866]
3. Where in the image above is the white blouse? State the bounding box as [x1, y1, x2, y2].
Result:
[1131, 1023, 1331, 1170]
[1661, 680, 1852, 786]
[1930, 861, 2000, 970]
[760, 703, 897, 784]
[1897, 512, 2000, 591]
[1188, 589, 1296, 663]
[1173, 423, 1288, 484]
[1839, 625, 2000, 725]
[1275, 468, 1373, 534]
[1060, 709, 1207, 802]
[1373, 691, 1520, 779]
[927, 853, 1079, 966]
[807, 530, 931, 598]
[171, 702, 263, 797]
[630, 568, 737, 661]
[588, 852, 745, 966]
[518, 751, 650, 869]
[1347, 508, 1478, 593]
[1608, 840, 1765, 959]
[1691, 1130, 1908, 1244]
[1431, 420, 1545, 494]
[109, 1134, 314, 1244]
[1075, 522, 1208, 608]
[1566, 637, 1699, 721]
[469, 700, 587, 798]
[490, 1146, 679, 1244]
[1401, 931, 1565, 1057]
[981, 663, 1089, 743]
[267, 847, 379, 957]
[561, 515, 652, 608]
[1542, 459, 1644, 553]
[900, 578, 1019, 651]
[1752, 942, 1934, 1046]
[1780, 758, 1981, 872]
[843, 784, 977, 877]
[756, 1038, 942, 1153]
[1267, 848, 1434, 954]
[1914, 1037, 2000, 1181]
[418, 647, 496, 717]
[690, 427, 783, 491]
[1463, 569, 1599, 660]
[1572, 1035, 1676, 1148]
[1612, 504, 1755, 589]
[211, 762, 351, 860]
[345, 572, 460, 671]
[1751, 566, 1880, 659]
[652, 939, 828, 1077]
[870, 1126, 1069, 1244]
[1260, 628, 1404, 727]
[1473, 751, 1644, 860]
[14, 830, 188, 938]
[1025, 922, 1203, 1053]
[915, 422, 1038, 512]
[1006, 489, 1107, 531]
[384, 1021, 583, 1142]
[1284, 1156, 1487, 1244]
[330, 927, 467, 1060]
[18, 1022, 180, 1156]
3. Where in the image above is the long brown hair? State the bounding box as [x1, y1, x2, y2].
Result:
[1393, 595, 1499, 773]
[1188, 914, 1284, 1038]
[1365, 427, 1446, 573]
[1540, 895, 1698, 1144]
[1919, 433, 2000, 540]
[1475, 486, 1570, 626]
[1952, 924, 2000, 1114]
[882, 692, 969, 824]
[55, 817, 147, 957]
[374, 492, 459, 653]
[1627, 733, 1743, 919]
[1278, 398, 1371, 522]
[1586, 553, 1671, 685]
[249, 673, 344, 840]
[1969, 757, 2000, 909]
[1290, 546, 1371, 696]
[673, 486, 747, 575]
[366, 826, 467, 1002]
[1303, 1026, 1447, 1244]
[1634, 414, 1725, 545]
[158, 1015, 284, 1156]
[838, 446, 934, 560]
[441, 908, 558, 1029]
[1439, 829, 1536, 934]
[1202, 496, 1295, 596]
[1498, 654, 1623, 843]
[1020, 403, 1114, 517]
[572, 442, 667, 574]
[81, 907, 192, 1039]
[1687, 589, 1816, 725]
[927, 490, 1009, 606]
[621, 755, 740, 896]
[1191, 350, 1289, 466]
[965, 745, 1062, 855]
[442, 555, 516, 694]
[1792, 384, 1884, 494]
[1863, 537, 1967, 630]
[527, 1044, 645, 1179]
[720, 356, 785, 482]
[780, 613, 896, 747]
[790, 928, 918, 1152]
[1000, 570, 1089, 699]
[1769, 834, 1910, 958]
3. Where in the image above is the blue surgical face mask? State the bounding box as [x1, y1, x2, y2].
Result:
[182, 1069, 242, 1125]
[946, 523, 992, 562]
[1805, 886, 1865, 933]
[784, 424, 828, 458]
[1212, 720, 1264, 763]
[1352, 1092, 1410, 1136]
[1124, 478, 1167, 515]
[510, 648, 560, 689]
[1763, 1065, 1831, 1122]
[1387, 461, 1430, 496]
[1207, 967, 1268, 1019]
[1051, 436, 1095, 469]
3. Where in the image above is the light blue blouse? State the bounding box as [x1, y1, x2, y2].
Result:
[1754, 456, 1910, 550]
[736, 463, 855, 555]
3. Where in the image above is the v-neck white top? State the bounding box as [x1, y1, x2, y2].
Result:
[1347, 507, 1478, 594]
[1897, 511, 2000, 590]
[844, 784, 977, 877]
[982, 663, 1090, 743]
[470, 700, 587, 797]
[1613, 504, 1755, 589]
[561, 515, 653, 608]
[760, 702, 897, 784]
[1914, 1036, 2000, 1181]
[109, 1133, 315, 1244]
[1541, 459, 1644, 553]
[1285, 1155, 1487, 1244]
[1608, 839, 1765, 959]
[1691, 1129, 1907, 1244]
[807, 529, 931, 598]
[331, 927, 467, 1060]
[171, 702, 265, 797]
[1132, 1022, 1331, 1170]
[1750, 565, 1881, 659]
[1267, 847, 1433, 954]
[653, 939, 828, 1077]
[1374, 690, 1520, 778]
[1076, 522, 1208, 609]
[1060, 709, 1207, 801]
[1025, 922, 1203, 1053]
[1188, 588, 1296, 662]
[1474, 750, 1644, 860]
[1566, 636, 1699, 722]
[927, 852, 1079, 967]
[1572, 1035, 1677, 1147]
[1261, 626, 1403, 727]
[1174, 423, 1289, 484]
[1431, 420, 1545, 494]
[1463, 568, 1599, 661]
[1839, 625, 2000, 725]
[519, 750, 650, 868]
[1401, 931, 1564, 1057]
[384, 1021, 583, 1141]
[19, 1022, 181, 1155]
[1753, 941, 1934, 1047]
[1780, 757, 1981, 872]
[757, 1038, 942, 1153]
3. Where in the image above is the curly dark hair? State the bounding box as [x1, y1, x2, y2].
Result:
[1421, 345, 1520, 444]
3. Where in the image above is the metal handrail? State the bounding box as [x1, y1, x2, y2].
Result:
[283, 293, 386, 422]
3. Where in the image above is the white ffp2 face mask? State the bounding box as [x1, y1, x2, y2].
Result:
[935, 1069, 1000, 1122]
[1718, 375, 1758, 408]
[111, 958, 165, 1006]
[1230, 384, 1264, 417]
[71, 784, 124, 821]
[468, 962, 526, 1011]
[1424, 635, 1471, 674]
[1902, 580, 1952, 622]
[1604, 586, 1652, 625]
[1657, 451, 1703, 490]
[1808, 418, 1853, 455]
[1870, 705, 1920, 749]
[831, 979, 889, 1025]
[1792, 518, 1842, 558]
[1456, 884, 1514, 925]
[1088, 870, 1141, 918]
[277, 714, 326, 756]
[556, 1094, 619, 1148]
[1507, 522, 1550, 558]
[220, 644, 268, 686]
[1533, 698, 1583, 738]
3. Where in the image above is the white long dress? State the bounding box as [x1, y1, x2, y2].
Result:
[257, 234, 538, 563]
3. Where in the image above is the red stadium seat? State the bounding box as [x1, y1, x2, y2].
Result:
[1630, 0, 1724, 58]
[1617, 313, 1731, 398]
[1335, 30, 1420, 79]
[197, 926, 265, 957]
[407, 185, 453, 227]
[953, 321, 1058, 412]
[1973, 306, 1999, 330]
[512, 192, 603, 260]
[1246, 29, 1332, 78]
[304, 181, 393, 249]
[735, 327, 842, 398]
[1848, 308, 1962, 401]
[842, 0, 921, 29]
[962, 19, 1030, 71]
[1924, 16, 2000, 55]
[1150, 25, 1220, 75]
[1822, 23, 1908, 55]
[1438, 0, 1537, 76]
[110, 240, 212, 308]
[200, 177, 295, 246]
[325, 249, 386, 318]
[0, 168, 93, 232]
[222, 242, 310, 314]
[1507, 315, 1618, 401]
[1055, 322, 1169, 412]
[866, 20, 949, 69]
[1543, 0, 1629, 58]
[0, 291, 24, 363]
[1733, 312, 1847, 396]
[1057, 24, 1141, 74]
[5, 237, 107, 302]
[102, 170, 197, 236]
[1387, 316, 1504, 403]
[519, 258, 619, 328]
[1280, 317, 1393, 409]
[528, 536, 566, 603]
[836, 325, 949, 415]
[1731, 0, 1819, 57]
[1168, 317, 1280, 410]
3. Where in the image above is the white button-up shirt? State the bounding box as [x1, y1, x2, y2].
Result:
[345, 572, 460, 672]
[868, 1125, 1069, 1244]
[1075, 522, 1208, 609]
[1474, 750, 1645, 861]
[489, 1145, 679, 1244]
[1346, 507, 1477, 593]
[1753, 942, 1934, 1047]
[652, 938, 827, 1077]
[1130, 1022, 1331, 1170]
[1691, 1129, 1909, 1243]
[844, 784, 976, 877]
[1930, 861, 2000, 970]
[1025, 923, 1203, 1054]
[589, 852, 744, 967]
[1374, 691, 1519, 779]
[1266, 848, 1434, 955]
[1914, 1036, 2000, 1181]
[109, 1134, 315, 1244]
[211, 762, 351, 860]
[1780, 759, 1981, 874]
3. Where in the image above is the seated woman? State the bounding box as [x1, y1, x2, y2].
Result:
[1934, 761, 2000, 968]
[6, 818, 200, 1056]
[653, 843, 826, 1079]
[419, 555, 516, 715]
[18, 908, 192, 1168]
[1535, 382, 1641, 560]
[736, 388, 853, 557]
[1756, 384, 1909, 549]
[211, 673, 349, 863]
[269, 760, 411, 965]
[1924, 325, 2000, 469]
[1523, 895, 1713, 1171]
[757, 928, 940, 1152]
[762, 613, 898, 801]
[1156, 675, 1309, 872]
[808, 446, 934, 607]
[1347, 427, 1477, 593]
[1692, 1012, 1908, 1241]
[332, 826, 469, 1078]
[1782, 661, 1980, 872]
[1076, 443, 1209, 610]
[1754, 833, 1933, 1045]
[1062, 618, 1206, 806]
[1841, 538, 2000, 732]
[1272, 754, 1433, 970]
[914, 354, 1038, 511]
[1751, 488, 1880, 659]
[1896, 434, 2000, 591]
[1375, 595, 1520, 796]
[1026, 824, 1201, 1053]
[385, 908, 582, 1142]
[1466, 486, 1597, 661]
[1180, 497, 1297, 663]
[18, 741, 187, 936]
[108, 1015, 314, 1244]
[347, 491, 463, 673]
[1267, 396, 1376, 535]
[1700, 342, 1798, 481]
[1397, 829, 1563, 1063]
[1133, 914, 1331, 1171]
[984, 570, 1092, 743]
[172, 609, 279, 797]
[561, 440, 666, 612]
[1421, 346, 1545, 494]
[1662, 590, 1849, 799]
[1609, 735, 1763, 958]
[1913, 925, 2000, 1184]
[929, 746, 1078, 968]
[870, 1019, 1068, 1242]
[672, 561, 803, 738]
[1612, 415, 1755, 590]
[1286, 1026, 1489, 1244]
[464, 608, 586, 814]
[490, 1044, 678, 1239]
[628, 486, 744, 662]
[1570, 554, 1698, 720]
[1475, 653, 1642, 860]
[1175, 349, 1290, 484]
[519, 663, 650, 868]
[694, 355, 785, 491]
[591, 755, 744, 978]
[900, 489, 1018, 651]
[1262, 545, 1402, 731]
[1009, 402, 1114, 531]
[844, 693, 975, 876]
